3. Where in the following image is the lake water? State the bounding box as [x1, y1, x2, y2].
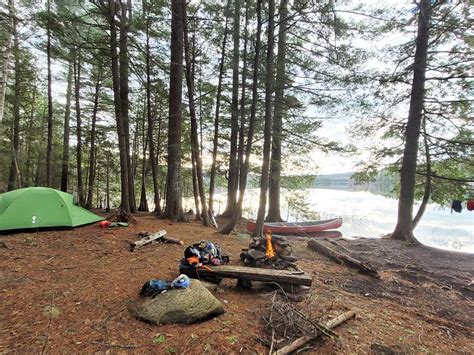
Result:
[207, 188, 474, 253]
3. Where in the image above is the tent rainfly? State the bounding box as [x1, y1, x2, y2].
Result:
[0, 187, 104, 232]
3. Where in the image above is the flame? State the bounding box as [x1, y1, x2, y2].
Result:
[266, 233, 275, 259]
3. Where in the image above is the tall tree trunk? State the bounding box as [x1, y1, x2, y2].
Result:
[24, 86, 37, 187]
[106, 152, 111, 212]
[209, 0, 231, 213]
[413, 114, 431, 230]
[183, 1, 210, 226]
[46, 0, 54, 187]
[237, 0, 249, 216]
[266, 0, 288, 222]
[131, 114, 140, 179]
[61, 60, 73, 192]
[155, 110, 163, 212]
[0, 0, 14, 124]
[164, 0, 185, 221]
[221, 0, 241, 217]
[191, 151, 201, 220]
[86, 68, 102, 209]
[220, 0, 262, 234]
[106, 0, 130, 215]
[391, 0, 431, 245]
[253, 0, 275, 238]
[119, 0, 136, 212]
[138, 102, 149, 212]
[74, 49, 85, 205]
[145, 11, 161, 214]
[7, 6, 20, 191]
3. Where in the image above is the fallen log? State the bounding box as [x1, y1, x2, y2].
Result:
[188, 265, 312, 287]
[130, 230, 183, 251]
[308, 239, 379, 278]
[274, 310, 356, 355]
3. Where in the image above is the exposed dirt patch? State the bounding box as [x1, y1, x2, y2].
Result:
[0, 213, 472, 353]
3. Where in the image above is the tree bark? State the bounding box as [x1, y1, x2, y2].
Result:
[74, 49, 85, 205]
[267, 0, 288, 222]
[61, 60, 73, 192]
[209, 0, 231, 214]
[24, 86, 37, 187]
[7, 4, 20, 191]
[236, 0, 249, 216]
[106, 151, 111, 212]
[46, 0, 54, 188]
[183, 2, 210, 226]
[86, 68, 102, 209]
[253, 0, 276, 238]
[392, 0, 431, 245]
[0, 0, 14, 124]
[221, 0, 241, 217]
[138, 100, 149, 212]
[105, 0, 130, 214]
[220, 0, 262, 234]
[191, 150, 201, 220]
[413, 114, 431, 229]
[164, 0, 185, 221]
[119, 0, 136, 212]
[145, 10, 161, 214]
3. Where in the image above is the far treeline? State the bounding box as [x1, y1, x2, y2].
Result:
[0, 0, 472, 243]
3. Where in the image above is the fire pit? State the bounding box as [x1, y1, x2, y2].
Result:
[240, 233, 299, 270]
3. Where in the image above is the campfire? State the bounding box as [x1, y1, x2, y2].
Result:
[240, 233, 299, 270]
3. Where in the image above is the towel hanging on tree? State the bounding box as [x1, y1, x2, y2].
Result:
[451, 200, 462, 213]
[467, 200, 474, 211]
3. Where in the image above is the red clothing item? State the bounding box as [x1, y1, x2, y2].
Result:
[467, 200, 474, 211]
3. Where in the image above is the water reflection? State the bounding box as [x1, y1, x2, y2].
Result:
[204, 188, 474, 253]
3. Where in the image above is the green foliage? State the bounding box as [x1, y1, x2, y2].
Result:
[152, 334, 166, 345]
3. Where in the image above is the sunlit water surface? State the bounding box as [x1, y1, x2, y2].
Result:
[204, 188, 474, 253]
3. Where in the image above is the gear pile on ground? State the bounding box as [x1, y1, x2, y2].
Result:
[179, 240, 229, 284]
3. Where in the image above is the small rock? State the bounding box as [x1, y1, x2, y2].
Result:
[223, 299, 229, 304]
[201, 281, 219, 292]
[246, 249, 266, 261]
[42, 305, 60, 318]
[237, 234, 250, 242]
[24, 237, 37, 246]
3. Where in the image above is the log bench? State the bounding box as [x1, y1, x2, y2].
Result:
[181, 264, 312, 289]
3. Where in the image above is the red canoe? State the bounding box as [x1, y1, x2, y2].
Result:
[246, 218, 343, 235]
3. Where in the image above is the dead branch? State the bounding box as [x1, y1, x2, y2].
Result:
[307, 239, 379, 278]
[274, 310, 356, 354]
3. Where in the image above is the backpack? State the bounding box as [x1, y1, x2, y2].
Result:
[179, 241, 229, 284]
[140, 279, 170, 297]
[188, 240, 229, 265]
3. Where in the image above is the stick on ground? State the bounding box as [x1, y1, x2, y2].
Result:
[274, 310, 356, 355]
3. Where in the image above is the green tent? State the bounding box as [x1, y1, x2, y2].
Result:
[0, 187, 104, 231]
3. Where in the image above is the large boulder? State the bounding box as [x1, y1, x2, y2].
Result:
[129, 280, 224, 325]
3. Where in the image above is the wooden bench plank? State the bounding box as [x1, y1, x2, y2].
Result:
[196, 265, 312, 286]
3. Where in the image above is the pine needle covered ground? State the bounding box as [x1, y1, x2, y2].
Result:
[0, 214, 472, 353]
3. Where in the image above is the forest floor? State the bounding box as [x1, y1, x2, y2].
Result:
[0, 212, 473, 354]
